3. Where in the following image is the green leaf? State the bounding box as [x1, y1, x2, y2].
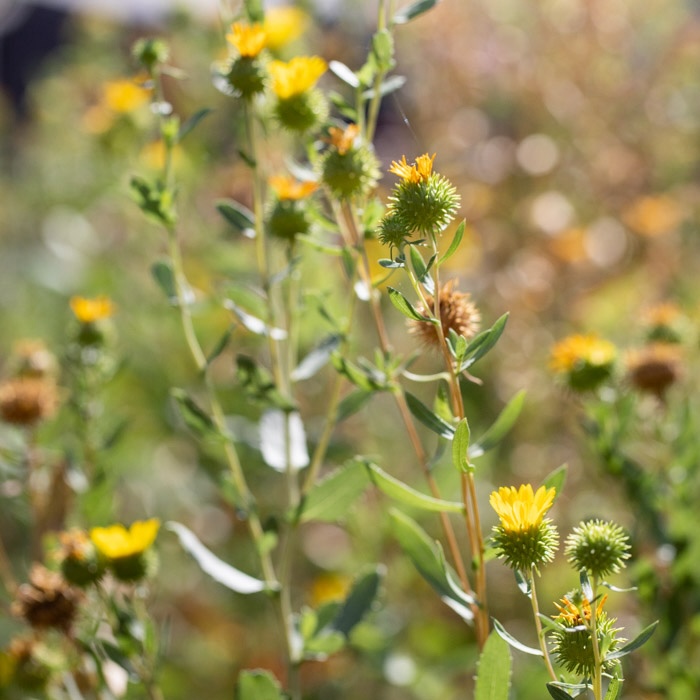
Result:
[177, 108, 213, 142]
[405, 391, 455, 439]
[167, 522, 273, 594]
[604, 675, 622, 700]
[542, 464, 567, 502]
[474, 631, 512, 700]
[469, 390, 525, 459]
[389, 509, 474, 622]
[332, 355, 383, 392]
[236, 669, 283, 700]
[329, 60, 360, 88]
[440, 220, 466, 263]
[387, 286, 431, 322]
[452, 418, 472, 473]
[371, 29, 395, 72]
[171, 388, 220, 440]
[151, 260, 178, 305]
[492, 619, 543, 656]
[296, 234, 343, 255]
[365, 461, 464, 513]
[378, 258, 405, 269]
[458, 313, 509, 371]
[332, 568, 383, 637]
[361, 75, 407, 99]
[336, 389, 373, 422]
[243, 0, 264, 22]
[409, 245, 435, 295]
[605, 621, 658, 660]
[546, 684, 574, 700]
[131, 176, 175, 226]
[206, 325, 234, 367]
[393, 0, 440, 24]
[292, 334, 343, 382]
[216, 199, 255, 234]
[298, 460, 370, 523]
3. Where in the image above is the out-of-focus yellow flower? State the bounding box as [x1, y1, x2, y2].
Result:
[310, 573, 351, 606]
[263, 6, 309, 50]
[103, 79, 151, 114]
[268, 56, 327, 98]
[549, 334, 616, 374]
[643, 302, 680, 328]
[327, 124, 360, 155]
[70, 296, 114, 323]
[269, 175, 318, 200]
[490, 484, 556, 533]
[226, 22, 267, 57]
[389, 153, 435, 184]
[90, 519, 160, 560]
[622, 194, 683, 238]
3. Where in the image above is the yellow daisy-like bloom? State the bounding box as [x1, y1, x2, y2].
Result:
[90, 519, 160, 560]
[70, 296, 114, 323]
[327, 123, 360, 155]
[549, 334, 616, 374]
[554, 594, 607, 625]
[226, 22, 267, 58]
[268, 175, 318, 200]
[103, 79, 150, 114]
[643, 302, 681, 328]
[263, 6, 309, 50]
[389, 153, 436, 184]
[268, 56, 327, 98]
[490, 484, 556, 533]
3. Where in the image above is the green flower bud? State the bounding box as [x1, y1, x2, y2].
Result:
[132, 38, 170, 72]
[227, 56, 267, 99]
[320, 124, 379, 200]
[267, 199, 311, 242]
[273, 89, 328, 133]
[565, 519, 631, 578]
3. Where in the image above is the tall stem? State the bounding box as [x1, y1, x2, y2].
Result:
[528, 567, 557, 681]
[590, 578, 603, 700]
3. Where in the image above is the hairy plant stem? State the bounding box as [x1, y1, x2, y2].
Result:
[590, 577, 604, 700]
[528, 567, 557, 681]
[332, 201, 474, 605]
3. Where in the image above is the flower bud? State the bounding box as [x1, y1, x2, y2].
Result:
[565, 519, 631, 579]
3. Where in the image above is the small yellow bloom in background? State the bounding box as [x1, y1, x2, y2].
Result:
[310, 572, 351, 607]
[327, 123, 360, 155]
[263, 6, 309, 50]
[226, 22, 267, 57]
[490, 484, 556, 533]
[90, 519, 160, 560]
[268, 175, 318, 200]
[389, 153, 435, 184]
[268, 56, 327, 98]
[103, 78, 151, 114]
[549, 334, 616, 374]
[70, 295, 114, 324]
[622, 194, 683, 238]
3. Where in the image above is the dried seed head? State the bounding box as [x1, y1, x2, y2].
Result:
[0, 378, 58, 427]
[626, 343, 682, 399]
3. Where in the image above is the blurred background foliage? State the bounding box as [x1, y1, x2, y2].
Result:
[2, 0, 700, 697]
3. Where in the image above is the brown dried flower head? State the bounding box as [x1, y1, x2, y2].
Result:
[409, 280, 481, 349]
[12, 564, 83, 633]
[0, 377, 58, 427]
[626, 343, 683, 399]
[10, 340, 58, 380]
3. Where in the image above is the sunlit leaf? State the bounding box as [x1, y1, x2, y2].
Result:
[393, 0, 440, 25]
[171, 388, 220, 440]
[543, 464, 567, 503]
[329, 60, 360, 88]
[405, 391, 455, 439]
[493, 619, 543, 656]
[292, 334, 343, 382]
[259, 409, 309, 472]
[440, 220, 465, 264]
[177, 108, 212, 142]
[458, 313, 509, 371]
[474, 631, 512, 700]
[151, 260, 178, 305]
[387, 286, 431, 322]
[469, 391, 525, 458]
[332, 568, 383, 637]
[236, 669, 283, 700]
[546, 684, 574, 700]
[217, 199, 255, 234]
[452, 418, 472, 473]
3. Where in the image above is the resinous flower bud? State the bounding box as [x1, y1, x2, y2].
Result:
[379, 153, 460, 245]
[225, 22, 267, 98]
[565, 519, 631, 579]
[320, 124, 380, 200]
[90, 519, 160, 582]
[70, 295, 115, 348]
[550, 592, 624, 677]
[58, 530, 105, 587]
[490, 484, 559, 572]
[267, 175, 318, 242]
[549, 333, 617, 392]
[268, 56, 328, 132]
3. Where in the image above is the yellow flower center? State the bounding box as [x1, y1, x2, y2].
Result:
[549, 334, 616, 373]
[226, 22, 267, 58]
[90, 519, 160, 560]
[389, 153, 436, 184]
[268, 56, 327, 99]
[268, 175, 318, 200]
[490, 484, 556, 533]
[70, 296, 114, 323]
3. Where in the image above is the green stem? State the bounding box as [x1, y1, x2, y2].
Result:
[590, 578, 603, 700]
[528, 567, 557, 681]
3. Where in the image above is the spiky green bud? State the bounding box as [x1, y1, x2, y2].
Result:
[227, 56, 267, 99]
[565, 519, 631, 578]
[273, 89, 328, 132]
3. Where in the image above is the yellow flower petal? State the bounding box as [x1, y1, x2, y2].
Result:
[90, 519, 160, 560]
[70, 296, 114, 323]
[268, 56, 327, 99]
[226, 22, 267, 58]
[490, 484, 556, 532]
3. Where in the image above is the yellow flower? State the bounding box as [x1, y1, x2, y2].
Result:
[263, 6, 309, 50]
[90, 519, 160, 560]
[622, 194, 683, 238]
[268, 56, 327, 98]
[490, 484, 556, 533]
[554, 594, 607, 626]
[549, 334, 616, 374]
[70, 295, 114, 323]
[389, 153, 436, 184]
[327, 123, 360, 155]
[268, 175, 318, 200]
[226, 22, 267, 58]
[102, 79, 150, 114]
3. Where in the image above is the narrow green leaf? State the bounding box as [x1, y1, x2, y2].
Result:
[393, 0, 439, 24]
[332, 355, 382, 392]
[236, 669, 283, 700]
[405, 391, 455, 439]
[378, 258, 404, 269]
[605, 621, 658, 660]
[371, 29, 395, 72]
[292, 334, 343, 382]
[177, 108, 213, 142]
[216, 199, 255, 234]
[452, 418, 472, 473]
[332, 568, 383, 637]
[366, 461, 464, 513]
[440, 220, 466, 263]
[171, 388, 220, 440]
[151, 260, 178, 305]
[362, 75, 406, 99]
[469, 390, 525, 458]
[329, 60, 360, 88]
[459, 313, 509, 371]
[387, 286, 431, 321]
[298, 460, 370, 523]
[604, 675, 622, 700]
[542, 464, 567, 502]
[601, 581, 637, 593]
[546, 684, 573, 700]
[167, 522, 272, 594]
[206, 325, 234, 367]
[409, 244, 427, 279]
[336, 390, 373, 422]
[474, 631, 512, 700]
[492, 619, 543, 656]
